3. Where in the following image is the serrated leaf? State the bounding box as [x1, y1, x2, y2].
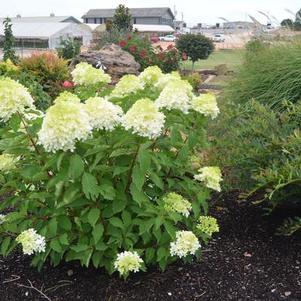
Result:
[164, 221, 176, 239]
[50, 239, 62, 253]
[69, 154, 84, 179]
[138, 149, 151, 171]
[92, 224, 104, 244]
[48, 217, 58, 236]
[87, 208, 100, 227]
[110, 217, 123, 229]
[130, 183, 149, 206]
[57, 216, 72, 231]
[82, 172, 100, 200]
[132, 165, 145, 190]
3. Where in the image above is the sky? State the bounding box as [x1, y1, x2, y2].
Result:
[0, 0, 300, 26]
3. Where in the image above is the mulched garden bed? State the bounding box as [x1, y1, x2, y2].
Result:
[1, 192, 301, 301]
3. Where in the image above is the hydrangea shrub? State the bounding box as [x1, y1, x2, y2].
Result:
[0, 65, 221, 278]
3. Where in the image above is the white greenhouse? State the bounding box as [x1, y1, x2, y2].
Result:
[0, 22, 93, 49]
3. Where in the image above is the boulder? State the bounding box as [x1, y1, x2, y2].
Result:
[71, 44, 140, 83]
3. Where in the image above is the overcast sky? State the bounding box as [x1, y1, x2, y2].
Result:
[0, 0, 300, 26]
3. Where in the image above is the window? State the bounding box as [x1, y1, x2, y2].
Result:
[133, 18, 137, 24]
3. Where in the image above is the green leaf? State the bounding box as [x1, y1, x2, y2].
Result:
[92, 224, 104, 244]
[164, 221, 176, 239]
[87, 208, 101, 227]
[138, 149, 151, 171]
[57, 216, 72, 231]
[112, 198, 127, 214]
[48, 217, 58, 237]
[113, 166, 130, 176]
[1, 237, 11, 256]
[50, 239, 62, 253]
[132, 165, 145, 190]
[157, 247, 167, 261]
[59, 233, 69, 245]
[130, 183, 149, 206]
[71, 244, 89, 253]
[110, 217, 124, 229]
[82, 172, 100, 200]
[69, 154, 84, 179]
[99, 183, 116, 200]
[149, 172, 164, 190]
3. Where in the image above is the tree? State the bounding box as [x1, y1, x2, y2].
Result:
[56, 37, 81, 59]
[176, 34, 214, 70]
[280, 18, 294, 28]
[112, 4, 132, 32]
[2, 17, 17, 63]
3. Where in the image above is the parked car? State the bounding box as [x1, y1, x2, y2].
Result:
[212, 34, 225, 43]
[159, 35, 177, 42]
[150, 35, 160, 43]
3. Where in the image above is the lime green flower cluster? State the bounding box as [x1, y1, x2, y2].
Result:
[71, 62, 111, 86]
[0, 154, 18, 172]
[0, 77, 34, 121]
[194, 166, 222, 192]
[155, 79, 193, 114]
[54, 91, 81, 104]
[110, 74, 144, 98]
[122, 98, 165, 139]
[155, 71, 182, 90]
[114, 251, 143, 277]
[38, 99, 92, 152]
[163, 192, 192, 217]
[85, 97, 123, 131]
[139, 65, 163, 86]
[16, 228, 46, 255]
[191, 93, 220, 119]
[170, 231, 201, 258]
[197, 216, 219, 236]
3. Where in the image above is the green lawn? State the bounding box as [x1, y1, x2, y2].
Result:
[181, 49, 246, 71]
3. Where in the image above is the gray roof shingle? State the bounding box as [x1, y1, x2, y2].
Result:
[82, 7, 174, 19]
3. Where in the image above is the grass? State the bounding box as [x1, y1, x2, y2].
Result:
[181, 49, 245, 71]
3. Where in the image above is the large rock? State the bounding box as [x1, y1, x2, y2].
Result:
[71, 44, 140, 83]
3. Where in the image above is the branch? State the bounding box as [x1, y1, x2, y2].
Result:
[17, 280, 52, 301]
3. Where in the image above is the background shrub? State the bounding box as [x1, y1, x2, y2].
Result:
[19, 52, 69, 97]
[56, 38, 81, 60]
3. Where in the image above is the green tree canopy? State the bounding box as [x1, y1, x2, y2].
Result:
[112, 4, 132, 32]
[3, 17, 17, 63]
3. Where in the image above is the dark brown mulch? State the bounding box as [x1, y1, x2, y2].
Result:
[1, 192, 301, 301]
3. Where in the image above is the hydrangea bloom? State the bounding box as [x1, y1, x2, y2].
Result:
[0, 214, 6, 224]
[163, 192, 192, 217]
[85, 97, 123, 131]
[71, 62, 111, 86]
[191, 93, 220, 119]
[194, 166, 222, 192]
[122, 98, 165, 139]
[0, 77, 34, 121]
[155, 79, 193, 113]
[170, 231, 200, 258]
[114, 251, 143, 276]
[110, 74, 144, 98]
[38, 100, 92, 152]
[0, 154, 17, 172]
[16, 228, 46, 255]
[139, 66, 163, 86]
[155, 71, 181, 90]
[54, 91, 81, 104]
[197, 216, 219, 236]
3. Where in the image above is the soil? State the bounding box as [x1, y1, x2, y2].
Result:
[1, 192, 301, 301]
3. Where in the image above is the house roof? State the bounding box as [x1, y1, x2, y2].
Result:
[0, 22, 72, 39]
[82, 7, 175, 19]
[0, 16, 81, 24]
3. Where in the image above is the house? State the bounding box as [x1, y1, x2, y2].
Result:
[0, 22, 92, 49]
[82, 7, 175, 27]
[0, 14, 81, 24]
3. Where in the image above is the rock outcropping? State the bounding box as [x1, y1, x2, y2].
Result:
[71, 44, 140, 83]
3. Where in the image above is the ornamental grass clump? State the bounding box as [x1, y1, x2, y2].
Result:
[0, 65, 221, 277]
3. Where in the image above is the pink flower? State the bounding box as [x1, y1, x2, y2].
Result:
[119, 40, 127, 48]
[63, 80, 74, 88]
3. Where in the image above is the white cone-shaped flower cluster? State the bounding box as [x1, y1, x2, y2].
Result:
[114, 251, 143, 276]
[194, 166, 222, 192]
[163, 192, 192, 217]
[0, 214, 6, 224]
[38, 100, 92, 152]
[154, 71, 182, 91]
[122, 98, 165, 139]
[139, 65, 163, 86]
[0, 78, 34, 121]
[155, 79, 193, 113]
[170, 231, 201, 258]
[191, 93, 220, 119]
[85, 97, 123, 131]
[54, 91, 81, 104]
[71, 62, 111, 86]
[16, 228, 46, 255]
[110, 74, 144, 98]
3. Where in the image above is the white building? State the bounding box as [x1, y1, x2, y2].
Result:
[0, 22, 92, 49]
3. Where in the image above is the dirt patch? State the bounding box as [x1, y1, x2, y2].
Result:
[1, 192, 301, 301]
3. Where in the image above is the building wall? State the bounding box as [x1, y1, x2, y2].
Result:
[134, 17, 160, 25]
